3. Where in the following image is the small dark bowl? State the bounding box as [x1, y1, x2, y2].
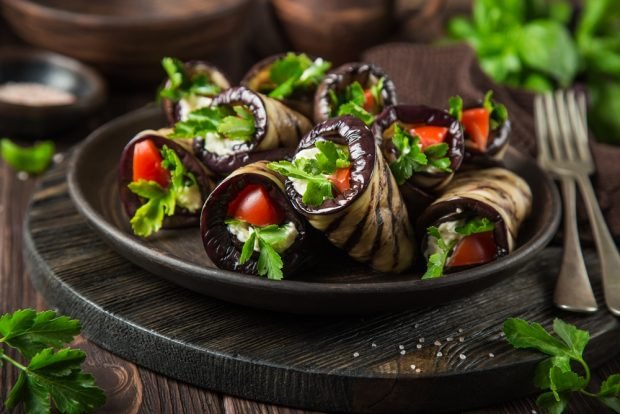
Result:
[0, 48, 106, 137]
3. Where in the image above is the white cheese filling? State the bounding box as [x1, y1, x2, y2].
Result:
[175, 184, 202, 213]
[227, 221, 298, 253]
[290, 147, 321, 196]
[202, 131, 249, 156]
[178, 95, 214, 122]
[424, 219, 464, 259]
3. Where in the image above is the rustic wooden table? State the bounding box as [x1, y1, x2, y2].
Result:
[1, 13, 619, 414]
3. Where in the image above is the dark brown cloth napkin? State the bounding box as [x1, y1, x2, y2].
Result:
[363, 42, 620, 241]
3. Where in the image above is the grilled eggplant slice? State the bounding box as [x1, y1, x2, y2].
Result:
[314, 62, 398, 125]
[119, 130, 214, 237]
[448, 91, 510, 164]
[373, 105, 464, 197]
[417, 168, 532, 278]
[191, 87, 313, 177]
[160, 59, 231, 125]
[201, 161, 312, 280]
[241, 52, 331, 120]
[269, 116, 415, 273]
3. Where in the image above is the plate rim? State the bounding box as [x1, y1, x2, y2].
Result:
[67, 106, 561, 301]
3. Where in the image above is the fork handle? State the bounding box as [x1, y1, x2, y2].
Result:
[554, 176, 598, 312]
[575, 174, 620, 316]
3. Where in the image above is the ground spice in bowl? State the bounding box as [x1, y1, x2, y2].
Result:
[0, 82, 76, 106]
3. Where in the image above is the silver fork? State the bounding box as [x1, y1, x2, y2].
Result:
[536, 90, 620, 315]
[535, 91, 596, 313]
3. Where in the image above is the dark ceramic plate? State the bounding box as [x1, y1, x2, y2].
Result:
[68, 106, 560, 315]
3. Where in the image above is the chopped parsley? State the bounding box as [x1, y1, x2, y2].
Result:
[389, 125, 452, 185]
[268, 140, 350, 206]
[266, 53, 331, 100]
[170, 105, 255, 141]
[158, 57, 222, 102]
[449, 90, 508, 130]
[226, 219, 292, 280]
[332, 78, 385, 125]
[422, 217, 495, 279]
[128, 145, 199, 237]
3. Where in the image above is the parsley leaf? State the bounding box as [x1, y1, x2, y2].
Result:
[503, 317, 620, 414]
[332, 80, 380, 125]
[257, 237, 284, 280]
[337, 102, 375, 125]
[455, 217, 494, 236]
[482, 90, 509, 130]
[171, 105, 255, 141]
[128, 145, 199, 237]
[369, 77, 385, 106]
[0, 309, 80, 359]
[389, 125, 428, 185]
[239, 231, 256, 265]
[315, 140, 350, 173]
[422, 226, 458, 279]
[267, 53, 331, 100]
[158, 57, 221, 102]
[1, 309, 106, 414]
[424, 143, 452, 173]
[449, 95, 464, 121]
[0, 139, 55, 175]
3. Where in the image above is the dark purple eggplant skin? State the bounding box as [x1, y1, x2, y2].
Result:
[285, 116, 375, 216]
[241, 53, 318, 119]
[195, 147, 295, 178]
[373, 104, 465, 176]
[416, 197, 510, 272]
[161, 60, 230, 125]
[118, 132, 213, 229]
[399, 182, 436, 221]
[464, 116, 511, 162]
[201, 170, 312, 278]
[314, 62, 398, 124]
[193, 87, 270, 176]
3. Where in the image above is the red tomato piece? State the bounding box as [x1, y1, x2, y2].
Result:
[228, 184, 283, 226]
[328, 167, 351, 194]
[409, 125, 448, 149]
[448, 231, 496, 268]
[461, 108, 490, 151]
[132, 139, 170, 188]
[363, 89, 377, 113]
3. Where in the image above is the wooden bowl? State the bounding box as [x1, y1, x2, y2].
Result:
[1, 0, 252, 80]
[0, 47, 106, 137]
[271, 0, 395, 65]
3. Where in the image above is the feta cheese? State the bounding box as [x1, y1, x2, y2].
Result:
[178, 95, 213, 121]
[290, 147, 321, 196]
[424, 219, 464, 259]
[227, 221, 298, 253]
[175, 184, 202, 213]
[202, 131, 249, 156]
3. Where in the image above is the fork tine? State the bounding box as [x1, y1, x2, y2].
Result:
[554, 90, 577, 162]
[567, 90, 592, 164]
[543, 92, 563, 161]
[534, 95, 550, 162]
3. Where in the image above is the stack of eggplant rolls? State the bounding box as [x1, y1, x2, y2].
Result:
[119, 54, 532, 281]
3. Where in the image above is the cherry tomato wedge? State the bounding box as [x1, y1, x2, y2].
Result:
[228, 184, 283, 226]
[409, 125, 449, 149]
[448, 231, 496, 268]
[363, 89, 377, 113]
[461, 108, 490, 151]
[132, 139, 170, 188]
[328, 167, 351, 194]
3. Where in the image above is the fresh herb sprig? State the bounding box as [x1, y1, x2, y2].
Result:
[170, 105, 255, 141]
[455, 217, 494, 235]
[0, 139, 55, 175]
[128, 145, 199, 237]
[158, 57, 222, 102]
[333, 78, 385, 125]
[268, 140, 350, 206]
[267, 53, 331, 100]
[448, 90, 508, 131]
[0, 309, 106, 414]
[389, 125, 452, 185]
[226, 220, 292, 280]
[504, 317, 620, 413]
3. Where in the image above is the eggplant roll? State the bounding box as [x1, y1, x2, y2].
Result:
[119, 130, 214, 237]
[201, 161, 312, 279]
[270, 116, 415, 273]
[241, 52, 330, 120]
[193, 87, 313, 177]
[314, 62, 398, 124]
[417, 168, 532, 274]
[161, 59, 231, 124]
[373, 105, 464, 193]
